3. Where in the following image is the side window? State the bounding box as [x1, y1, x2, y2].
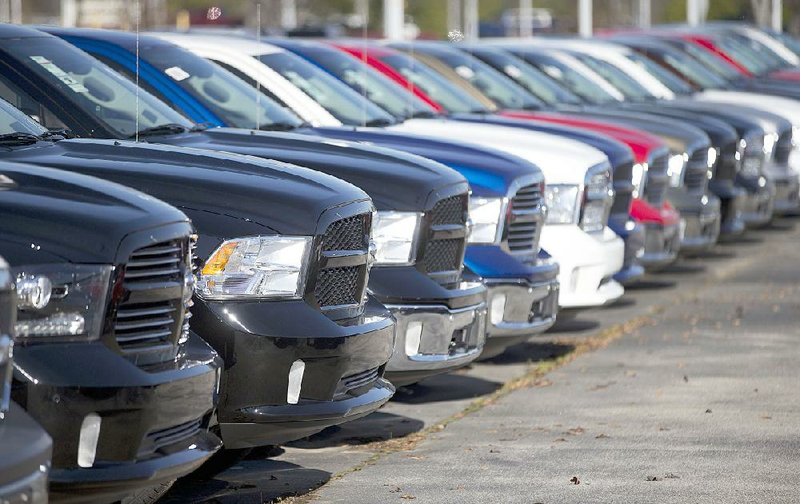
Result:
[0, 74, 69, 130]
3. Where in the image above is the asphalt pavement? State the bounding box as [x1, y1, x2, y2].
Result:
[164, 218, 800, 504]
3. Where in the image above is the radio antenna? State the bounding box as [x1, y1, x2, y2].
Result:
[135, 0, 140, 142]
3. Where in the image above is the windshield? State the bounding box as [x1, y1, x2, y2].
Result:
[288, 44, 435, 120]
[680, 40, 742, 80]
[6, 37, 191, 137]
[624, 51, 694, 94]
[140, 44, 303, 130]
[469, 47, 583, 106]
[256, 51, 395, 126]
[422, 47, 543, 110]
[654, 47, 728, 89]
[377, 53, 489, 113]
[0, 97, 48, 135]
[770, 31, 800, 57]
[713, 36, 771, 74]
[512, 50, 618, 104]
[572, 53, 655, 101]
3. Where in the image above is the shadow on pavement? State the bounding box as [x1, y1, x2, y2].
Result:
[696, 247, 737, 261]
[658, 261, 706, 275]
[719, 233, 764, 246]
[287, 411, 425, 448]
[549, 317, 601, 333]
[162, 459, 330, 504]
[484, 341, 575, 365]
[392, 372, 503, 404]
[603, 296, 637, 310]
[625, 278, 677, 290]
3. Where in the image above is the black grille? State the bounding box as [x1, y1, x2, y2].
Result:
[716, 140, 739, 183]
[315, 266, 361, 307]
[430, 195, 467, 225]
[682, 147, 710, 194]
[611, 160, 634, 216]
[423, 239, 462, 273]
[507, 183, 543, 254]
[322, 214, 368, 252]
[124, 242, 182, 283]
[140, 418, 201, 456]
[115, 239, 188, 353]
[421, 194, 468, 285]
[774, 130, 793, 165]
[644, 154, 668, 206]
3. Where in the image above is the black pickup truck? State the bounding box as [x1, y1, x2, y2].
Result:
[13, 25, 489, 387]
[0, 161, 222, 503]
[0, 254, 52, 504]
[0, 95, 396, 454]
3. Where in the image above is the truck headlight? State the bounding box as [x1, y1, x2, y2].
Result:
[13, 264, 112, 342]
[468, 197, 503, 243]
[631, 162, 646, 199]
[198, 236, 311, 299]
[544, 185, 578, 225]
[668, 153, 687, 187]
[707, 147, 718, 169]
[763, 132, 778, 159]
[372, 211, 421, 264]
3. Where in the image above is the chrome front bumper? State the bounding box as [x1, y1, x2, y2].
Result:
[639, 222, 681, 270]
[386, 302, 487, 374]
[486, 279, 559, 338]
[0, 466, 48, 504]
[741, 184, 775, 228]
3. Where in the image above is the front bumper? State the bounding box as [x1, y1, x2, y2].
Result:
[196, 297, 396, 449]
[738, 176, 775, 228]
[768, 167, 800, 215]
[13, 334, 222, 504]
[541, 225, 625, 309]
[0, 403, 51, 504]
[718, 186, 747, 236]
[385, 301, 487, 387]
[668, 189, 721, 253]
[609, 217, 646, 286]
[640, 221, 681, 270]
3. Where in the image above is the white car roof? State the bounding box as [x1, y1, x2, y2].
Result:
[149, 32, 285, 56]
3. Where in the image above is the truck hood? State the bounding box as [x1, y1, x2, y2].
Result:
[387, 118, 609, 185]
[0, 161, 188, 264]
[619, 102, 739, 147]
[157, 127, 466, 211]
[450, 112, 634, 170]
[305, 126, 544, 198]
[693, 90, 798, 132]
[4, 139, 368, 240]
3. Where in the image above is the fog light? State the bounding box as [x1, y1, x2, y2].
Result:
[569, 268, 580, 293]
[404, 322, 423, 356]
[78, 413, 101, 468]
[287, 360, 305, 405]
[490, 294, 506, 325]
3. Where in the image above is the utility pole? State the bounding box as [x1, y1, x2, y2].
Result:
[578, 0, 592, 37]
[464, 0, 479, 41]
[519, 0, 533, 37]
[383, 0, 404, 40]
[687, 0, 706, 26]
[9, 0, 20, 23]
[447, 0, 461, 34]
[638, 0, 651, 29]
[772, 0, 783, 32]
[61, 0, 78, 27]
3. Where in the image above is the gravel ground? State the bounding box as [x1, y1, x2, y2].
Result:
[163, 219, 800, 504]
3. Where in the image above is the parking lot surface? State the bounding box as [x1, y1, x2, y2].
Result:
[164, 219, 800, 503]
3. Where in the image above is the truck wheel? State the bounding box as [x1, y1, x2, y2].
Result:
[119, 481, 175, 504]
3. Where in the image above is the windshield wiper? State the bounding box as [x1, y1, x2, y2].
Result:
[409, 110, 437, 119]
[0, 132, 40, 146]
[39, 128, 74, 141]
[130, 123, 189, 139]
[257, 122, 299, 131]
[364, 118, 395, 127]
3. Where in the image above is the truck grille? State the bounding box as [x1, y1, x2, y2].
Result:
[644, 153, 669, 206]
[421, 195, 467, 286]
[114, 239, 189, 357]
[716, 140, 740, 183]
[683, 148, 710, 194]
[610, 160, 634, 217]
[315, 214, 369, 310]
[774, 130, 793, 165]
[506, 183, 543, 255]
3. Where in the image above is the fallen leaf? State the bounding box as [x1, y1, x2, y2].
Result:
[387, 485, 401, 493]
[705, 409, 713, 414]
[646, 476, 661, 482]
[761, 415, 772, 420]
[595, 433, 610, 439]
[683, 375, 689, 383]
[553, 438, 568, 443]
[400, 495, 416, 500]
[566, 427, 585, 436]
[489, 449, 501, 453]
[664, 473, 680, 479]
[570, 476, 580, 485]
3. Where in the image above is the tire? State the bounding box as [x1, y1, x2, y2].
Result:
[119, 481, 175, 504]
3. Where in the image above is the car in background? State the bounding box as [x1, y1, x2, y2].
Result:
[0, 253, 52, 504]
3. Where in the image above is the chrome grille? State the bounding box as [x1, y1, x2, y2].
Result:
[421, 193, 468, 286]
[139, 417, 201, 457]
[315, 214, 369, 310]
[644, 154, 669, 206]
[506, 183, 543, 254]
[114, 239, 189, 355]
[716, 140, 740, 183]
